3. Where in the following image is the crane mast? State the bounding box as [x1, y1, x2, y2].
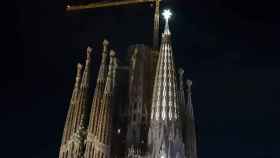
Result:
[66, 0, 161, 50]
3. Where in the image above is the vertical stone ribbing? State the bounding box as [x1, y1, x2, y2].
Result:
[70, 47, 92, 158]
[84, 40, 109, 158]
[59, 46, 92, 158]
[148, 13, 186, 158]
[92, 50, 117, 158]
[59, 63, 83, 158]
[74, 46, 92, 131]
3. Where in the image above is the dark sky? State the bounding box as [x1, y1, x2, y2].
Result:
[3, 0, 280, 157]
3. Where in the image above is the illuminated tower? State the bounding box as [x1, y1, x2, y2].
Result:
[59, 63, 82, 158]
[148, 10, 186, 158]
[84, 40, 109, 158]
[59, 47, 92, 158]
[91, 50, 118, 158]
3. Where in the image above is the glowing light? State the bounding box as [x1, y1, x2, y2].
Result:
[117, 128, 121, 134]
[162, 9, 172, 21]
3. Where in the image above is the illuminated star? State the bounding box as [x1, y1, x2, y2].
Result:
[162, 9, 172, 21]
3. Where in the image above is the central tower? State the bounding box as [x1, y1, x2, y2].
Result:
[148, 10, 186, 158]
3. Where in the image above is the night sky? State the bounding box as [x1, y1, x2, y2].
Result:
[4, 0, 280, 157]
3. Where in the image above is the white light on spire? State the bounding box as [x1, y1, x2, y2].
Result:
[162, 9, 172, 21]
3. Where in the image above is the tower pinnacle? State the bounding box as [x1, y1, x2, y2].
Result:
[91, 49, 118, 158]
[59, 46, 92, 158]
[59, 63, 83, 158]
[186, 79, 192, 90]
[185, 79, 197, 158]
[153, 0, 160, 50]
[186, 79, 194, 119]
[178, 68, 184, 87]
[148, 10, 186, 158]
[84, 40, 109, 158]
[162, 9, 172, 35]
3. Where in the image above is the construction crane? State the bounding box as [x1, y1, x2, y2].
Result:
[66, 0, 162, 50]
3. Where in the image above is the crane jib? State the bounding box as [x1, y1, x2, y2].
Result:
[66, 0, 161, 11]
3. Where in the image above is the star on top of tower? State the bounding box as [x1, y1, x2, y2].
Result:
[162, 9, 172, 21]
[162, 9, 172, 35]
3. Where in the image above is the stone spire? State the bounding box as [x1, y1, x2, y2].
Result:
[178, 68, 185, 119]
[59, 63, 83, 158]
[91, 50, 118, 158]
[75, 46, 92, 130]
[84, 40, 109, 158]
[177, 68, 189, 157]
[59, 46, 92, 158]
[148, 10, 186, 158]
[185, 80, 197, 158]
[70, 46, 92, 158]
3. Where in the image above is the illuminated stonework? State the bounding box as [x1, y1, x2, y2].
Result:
[147, 9, 186, 158]
[59, 8, 197, 158]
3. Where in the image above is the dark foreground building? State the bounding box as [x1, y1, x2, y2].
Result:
[58, 11, 197, 158]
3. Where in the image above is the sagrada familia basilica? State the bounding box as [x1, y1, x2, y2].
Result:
[59, 4, 197, 158]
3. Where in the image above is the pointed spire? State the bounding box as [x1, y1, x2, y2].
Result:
[185, 79, 198, 158]
[186, 79, 194, 119]
[91, 50, 117, 158]
[150, 9, 177, 122]
[59, 63, 83, 158]
[87, 39, 109, 134]
[84, 41, 109, 158]
[178, 68, 186, 120]
[102, 49, 115, 97]
[178, 68, 184, 89]
[148, 9, 185, 158]
[74, 46, 92, 131]
[60, 47, 92, 158]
